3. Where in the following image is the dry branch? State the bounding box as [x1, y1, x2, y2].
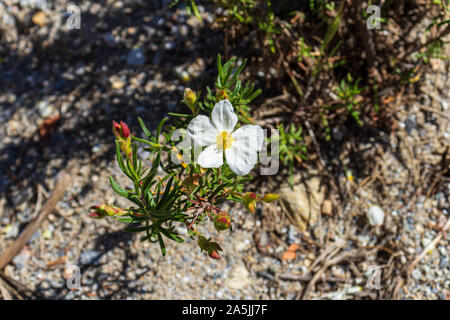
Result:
[0, 161, 75, 269]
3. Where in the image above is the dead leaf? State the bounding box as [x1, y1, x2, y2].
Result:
[281, 243, 300, 261]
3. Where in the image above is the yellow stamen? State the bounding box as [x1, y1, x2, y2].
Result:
[216, 131, 234, 150]
[172, 146, 187, 168]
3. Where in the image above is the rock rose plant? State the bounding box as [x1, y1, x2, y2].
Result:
[89, 55, 279, 259]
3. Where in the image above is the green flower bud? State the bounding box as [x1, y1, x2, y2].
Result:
[197, 236, 222, 260]
[261, 193, 280, 203]
[183, 88, 197, 114]
[242, 192, 279, 214]
[89, 204, 126, 219]
[242, 192, 259, 214]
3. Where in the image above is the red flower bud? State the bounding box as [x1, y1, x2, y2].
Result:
[120, 121, 130, 138]
[88, 211, 103, 219]
[208, 249, 221, 260]
[215, 89, 229, 102]
[113, 121, 132, 158]
[213, 212, 231, 232]
[112, 120, 130, 139]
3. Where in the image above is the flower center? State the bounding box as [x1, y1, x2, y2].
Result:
[216, 131, 234, 150]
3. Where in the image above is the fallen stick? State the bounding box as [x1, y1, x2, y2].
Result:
[0, 161, 75, 269]
[300, 249, 370, 300]
[0, 270, 34, 299]
[279, 273, 351, 283]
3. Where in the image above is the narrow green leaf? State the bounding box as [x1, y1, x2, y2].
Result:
[137, 116, 152, 139]
[160, 228, 184, 243]
[132, 136, 161, 148]
[115, 142, 130, 177]
[109, 176, 129, 197]
[124, 225, 152, 233]
[156, 117, 168, 141]
[157, 232, 166, 256]
[217, 54, 223, 78]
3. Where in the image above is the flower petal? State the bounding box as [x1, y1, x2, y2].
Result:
[197, 145, 223, 168]
[187, 115, 217, 147]
[232, 125, 264, 151]
[211, 99, 238, 132]
[225, 125, 264, 175]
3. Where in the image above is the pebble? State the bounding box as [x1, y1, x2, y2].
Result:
[412, 268, 422, 280]
[4, 223, 19, 239]
[37, 100, 54, 118]
[12, 250, 30, 269]
[79, 250, 102, 266]
[179, 25, 189, 36]
[405, 115, 416, 134]
[126, 47, 146, 66]
[164, 41, 176, 50]
[367, 205, 385, 226]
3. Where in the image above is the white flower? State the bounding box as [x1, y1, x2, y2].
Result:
[187, 99, 264, 175]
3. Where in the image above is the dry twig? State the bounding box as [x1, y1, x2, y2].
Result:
[0, 161, 75, 269]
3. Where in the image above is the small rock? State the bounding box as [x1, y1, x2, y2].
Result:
[12, 249, 30, 269]
[3, 223, 19, 239]
[92, 144, 101, 153]
[37, 100, 54, 118]
[322, 199, 333, 215]
[79, 250, 102, 266]
[279, 175, 325, 231]
[126, 47, 146, 66]
[32, 11, 47, 26]
[367, 205, 385, 226]
[286, 225, 297, 244]
[412, 268, 422, 280]
[164, 42, 175, 50]
[179, 25, 189, 36]
[405, 115, 416, 134]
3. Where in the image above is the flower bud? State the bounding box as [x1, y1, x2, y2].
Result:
[215, 89, 228, 102]
[242, 192, 279, 214]
[113, 121, 132, 158]
[89, 204, 126, 219]
[208, 249, 221, 260]
[113, 121, 130, 139]
[213, 212, 231, 232]
[261, 193, 280, 203]
[197, 236, 222, 260]
[183, 88, 197, 114]
[242, 192, 259, 214]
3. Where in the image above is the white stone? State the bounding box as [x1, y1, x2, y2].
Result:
[367, 205, 385, 226]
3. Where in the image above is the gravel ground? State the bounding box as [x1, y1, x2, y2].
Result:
[0, 0, 448, 300]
